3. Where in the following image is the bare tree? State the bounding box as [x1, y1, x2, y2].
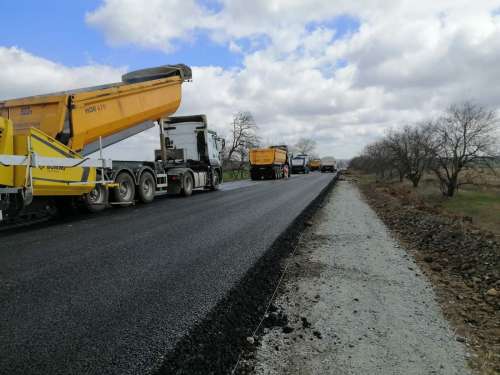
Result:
[383, 134, 407, 182]
[224, 111, 260, 177]
[226, 111, 260, 161]
[294, 137, 317, 155]
[429, 101, 498, 197]
[371, 141, 394, 179]
[385, 123, 435, 187]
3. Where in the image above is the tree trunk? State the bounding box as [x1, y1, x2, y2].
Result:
[409, 173, 421, 188]
[446, 177, 458, 197]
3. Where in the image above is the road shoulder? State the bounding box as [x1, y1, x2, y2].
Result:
[356, 175, 500, 374]
[240, 181, 471, 375]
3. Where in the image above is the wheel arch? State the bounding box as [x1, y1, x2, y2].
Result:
[137, 166, 156, 183]
[111, 167, 137, 185]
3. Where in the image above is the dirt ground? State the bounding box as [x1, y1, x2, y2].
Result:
[355, 174, 500, 374]
[240, 181, 471, 374]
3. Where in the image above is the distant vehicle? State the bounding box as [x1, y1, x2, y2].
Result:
[249, 145, 290, 180]
[309, 159, 321, 171]
[320, 156, 337, 173]
[291, 154, 310, 174]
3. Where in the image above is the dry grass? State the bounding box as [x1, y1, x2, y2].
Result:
[355, 169, 500, 237]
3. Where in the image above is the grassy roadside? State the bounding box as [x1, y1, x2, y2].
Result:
[223, 169, 250, 182]
[354, 172, 500, 237]
[443, 190, 500, 235]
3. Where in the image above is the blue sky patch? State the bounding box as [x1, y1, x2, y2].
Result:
[0, 2, 360, 71]
[306, 14, 360, 40]
[0, 0, 242, 69]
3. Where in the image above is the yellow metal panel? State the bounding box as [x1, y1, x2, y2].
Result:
[0, 75, 183, 153]
[13, 135, 27, 187]
[69, 76, 182, 151]
[13, 129, 95, 196]
[0, 105, 8, 119]
[310, 159, 321, 168]
[250, 148, 287, 165]
[0, 95, 68, 138]
[0, 117, 14, 186]
[274, 149, 287, 164]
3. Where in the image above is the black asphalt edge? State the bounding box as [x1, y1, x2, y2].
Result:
[155, 174, 338, 375]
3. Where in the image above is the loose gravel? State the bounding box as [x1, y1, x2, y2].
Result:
[244, 181, 471, 375]
[359, 177, 499, 373]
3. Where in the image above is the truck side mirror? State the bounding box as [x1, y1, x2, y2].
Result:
[217, 138, 225, 152]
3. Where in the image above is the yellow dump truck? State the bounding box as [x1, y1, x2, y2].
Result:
[0, 65, 224, 221]
[249, 145, 290, 180]
[309, 159, 321, 171]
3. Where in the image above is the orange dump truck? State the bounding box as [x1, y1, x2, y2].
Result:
[309, 159, 321, 171]
[249, 146, 289, 180]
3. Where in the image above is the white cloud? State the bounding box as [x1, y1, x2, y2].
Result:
[0, 47, 125, 100]
[3, 2, 500, 159]
[85, 0, 213, 52]
[83, 1, 500, 157]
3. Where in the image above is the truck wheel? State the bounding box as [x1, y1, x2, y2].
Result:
[138, 172, 156, 203]
[114, 173, 135, 204]
[210, 170, 221, 190]
[181, 173, 193, 197]
[83, 184, 108, 212]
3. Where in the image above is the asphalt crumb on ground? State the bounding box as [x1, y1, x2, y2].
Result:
[357, 177, 500, 374]
[239, 181, 471, 375]
[154, 176, 337, 375]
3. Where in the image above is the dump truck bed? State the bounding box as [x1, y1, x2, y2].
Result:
[310, 159, 321, 168]
[249, 148, 287, 166]
[0, 65, 191, 153]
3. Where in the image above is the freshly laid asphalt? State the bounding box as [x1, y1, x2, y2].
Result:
[0, 173, 335, 375]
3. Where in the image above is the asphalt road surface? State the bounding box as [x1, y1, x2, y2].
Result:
[0, 173, 335, 375]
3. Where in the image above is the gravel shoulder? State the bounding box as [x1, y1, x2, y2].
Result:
[243, 181, 471, 375]
[356, 175, 499, 374]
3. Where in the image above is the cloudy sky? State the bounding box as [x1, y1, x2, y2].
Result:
[1, 1, 500, 159]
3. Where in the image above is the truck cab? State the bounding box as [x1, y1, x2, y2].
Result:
[106, 115, 224, 207]
[291, 154, 310, 174]
[160, 115, 224, 191]
[163, 115, 222, 169]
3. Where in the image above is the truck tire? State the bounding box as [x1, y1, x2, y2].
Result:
[138, 172, 156, 203]
[181, 173, 193, 197]
[113, 173, 135, 204]
[82, 184, 108, 213]
[210, 170, 221, 190]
